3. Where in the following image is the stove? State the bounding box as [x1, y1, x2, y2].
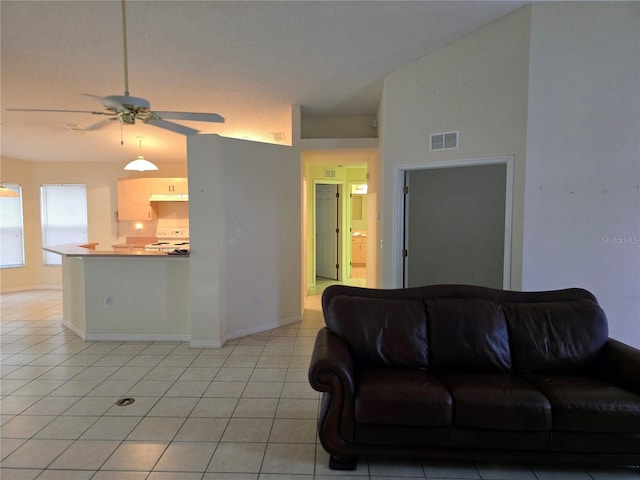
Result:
[144, 228, 189, 252]
[144, 240, 190, 252]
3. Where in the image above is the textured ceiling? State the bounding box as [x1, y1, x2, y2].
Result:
[1, 0, 525, 167]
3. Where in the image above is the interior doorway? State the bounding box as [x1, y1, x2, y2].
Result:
[348, 183, 368, 285]
[396, 156, 513, 289]
[302, 148, 376, 298]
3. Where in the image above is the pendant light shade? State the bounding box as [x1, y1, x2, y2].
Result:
[0, 184, 19, 197]
[124, 137, 158, 171]
[124, 156, 158, 171]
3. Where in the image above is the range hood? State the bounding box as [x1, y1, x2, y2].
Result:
[149, 193, 189, 202]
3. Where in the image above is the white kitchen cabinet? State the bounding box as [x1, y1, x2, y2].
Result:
[351, 235, 367, 265]
[117, 178, 157, 221]
[149, 178, 188, 195]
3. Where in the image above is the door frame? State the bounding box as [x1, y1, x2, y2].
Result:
[312, 179, 345, 283]
[392, 156, 514, 289]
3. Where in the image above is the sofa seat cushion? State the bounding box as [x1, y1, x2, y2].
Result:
[440, 373, 552, 431]
[526, 374, 640, 433]
[355, 369, 452, 427]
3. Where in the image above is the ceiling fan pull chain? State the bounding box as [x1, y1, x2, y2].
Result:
[121, 123, 124, 145]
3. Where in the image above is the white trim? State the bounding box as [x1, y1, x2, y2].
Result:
[392, 156, 514, 289]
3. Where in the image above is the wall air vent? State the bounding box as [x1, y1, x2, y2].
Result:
[324, 168, 336, 179]
[430, 131, 459, 151]
[63, 123, 86, 134]
[271, 132, 286, 143]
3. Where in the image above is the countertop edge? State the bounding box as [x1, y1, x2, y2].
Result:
[43, 244, 190, 258]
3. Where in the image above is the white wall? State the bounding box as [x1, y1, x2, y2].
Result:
[379, 7, 531, 289]
[187, 135, 302, 347]
[378, 3, 639, 347]
[523, 3, 640, 347]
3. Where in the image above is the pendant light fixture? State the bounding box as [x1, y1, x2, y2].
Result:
[124, 137, 158, 171]
[0, 185, 19, 197]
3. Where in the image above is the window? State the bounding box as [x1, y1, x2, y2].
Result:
[0, 184, 25, 268]
[41, 184, 88, 265]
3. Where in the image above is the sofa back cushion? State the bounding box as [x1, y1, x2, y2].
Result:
[326, 295, 429, 368]
[426, 299, 512, 372]
[504, 300, 608, 374]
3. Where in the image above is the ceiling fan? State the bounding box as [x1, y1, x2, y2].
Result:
[8, 0, 224, 137]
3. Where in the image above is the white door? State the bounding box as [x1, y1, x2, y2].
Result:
[403, 161, 511, 289]
[316, 184, 339, 279]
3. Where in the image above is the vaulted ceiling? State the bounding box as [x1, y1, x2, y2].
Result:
[1, 1, 525, 166]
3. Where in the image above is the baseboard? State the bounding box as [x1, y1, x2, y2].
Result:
[1, 285, 62, 294]
[83, 333, 192, 342]
[62, 322, 191, 343]
[223, 315, 302, 343]
[189, 339, 223, 348]
[60, 313, 303, 347]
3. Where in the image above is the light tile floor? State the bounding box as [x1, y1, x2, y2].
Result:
[310, 265, 367, 296]
[1, 284, 639, 480]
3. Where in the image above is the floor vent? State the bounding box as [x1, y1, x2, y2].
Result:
[430, 131, 459, 151]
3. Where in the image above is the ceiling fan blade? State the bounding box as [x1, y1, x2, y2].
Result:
[145, 118, 199, 136]
[152, 111, 225, 123]
[6, 108, 110, 115]
[81, 93, 106, 103]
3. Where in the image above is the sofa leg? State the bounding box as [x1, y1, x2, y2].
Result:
[329, 454, 357, 470]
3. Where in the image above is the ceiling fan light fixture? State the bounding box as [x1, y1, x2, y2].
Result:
[124, 137, 158, 171]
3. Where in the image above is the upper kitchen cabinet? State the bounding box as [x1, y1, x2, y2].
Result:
[117, 178, 158, 221]
[149, 178, 188, 195]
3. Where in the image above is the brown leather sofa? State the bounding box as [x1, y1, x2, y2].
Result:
[308, 284, 640, 470]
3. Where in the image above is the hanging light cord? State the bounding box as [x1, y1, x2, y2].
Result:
[121, 0, 130, 97]
[120, 0, 129, 146]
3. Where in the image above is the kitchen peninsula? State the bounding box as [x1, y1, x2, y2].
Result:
[44, 243, 190, 341]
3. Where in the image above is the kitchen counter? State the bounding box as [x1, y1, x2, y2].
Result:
[44, 243, 188, 257]
[45, 243, 190, 341]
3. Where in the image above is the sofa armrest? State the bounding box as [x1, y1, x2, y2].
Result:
[309, 327, 358, 450]
[309, 327, 355, 396]
[597, 338, 640, 395]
